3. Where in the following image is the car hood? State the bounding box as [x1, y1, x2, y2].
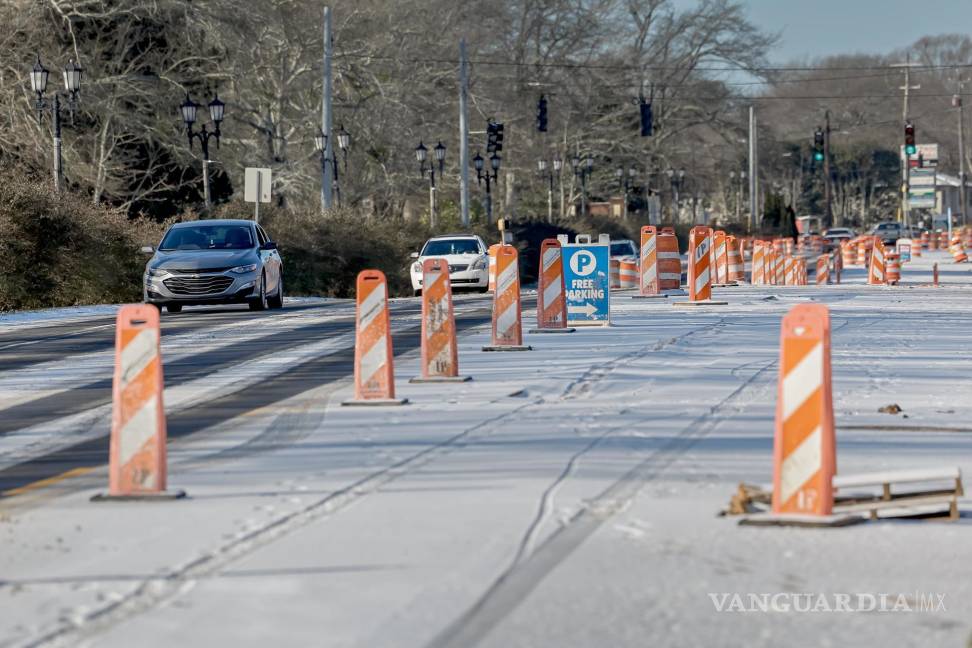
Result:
[151, 249, 257, 271]
[417, 253, 484, 264]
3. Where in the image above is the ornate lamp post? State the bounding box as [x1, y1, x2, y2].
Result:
[473, 150, 501, 222]
[416, 140, 446, 227]
[571, 154, 594, 217]
[180, 92, 225, 209]
[314, 124, 351, 210]
[30, 55, 82, 192]
[538, 157, 561, 221]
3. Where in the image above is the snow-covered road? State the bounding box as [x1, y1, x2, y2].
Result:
[1, 254, 970, 647]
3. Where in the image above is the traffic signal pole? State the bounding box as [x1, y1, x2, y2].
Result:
[824, 110, 833, 228]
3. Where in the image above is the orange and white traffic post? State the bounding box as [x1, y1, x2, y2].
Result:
[774, 250, 785, 285]
[770, 304, 837, 518]
[712, 230, 729, 285]
[867, 238, 887, 285]
[532, 238, 575, 333]
[751, 241, 767, 285]
[677, 226, 726, 307]
[816, 255, 829, 285]
[634, 225, 665, 298]
[344, 270, 408, 405]
[411, 259, 470, 383]
[93, 304, 184, 501]
[484, 245, 531, 351]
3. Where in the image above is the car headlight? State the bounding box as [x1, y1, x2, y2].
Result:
[229, 264, 258, 274]
[146, 267, 168, 277]
[471, 256, 487, 270]
[412, 262, 422, 273]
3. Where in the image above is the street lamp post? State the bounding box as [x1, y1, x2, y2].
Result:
[616, 166, 636, 219]
[729, 171, 746, 222]
[667, 168, 685, 221]
[416, 140, 446, 227]
[571, 154, 593, 217]
[180, 92, 225, 210]
[473, 150, 501, 222]
[538, 157, 561, 221]
[30, 55, 82, 193]
[314, 124, 351, 211]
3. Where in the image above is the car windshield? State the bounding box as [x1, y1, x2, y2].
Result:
[160, 225, 255, 251]
[422, 239, 481, 256]
[610, 242, 637, 256]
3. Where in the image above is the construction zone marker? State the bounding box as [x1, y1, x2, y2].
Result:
[675, 226, 727, 307]
[343, 270, 408, 406]
[657, 231, 682, 291]
[867, 238, 887, 286]
[411, 259, 470, 383]
[92, 304, 184, 501]
[633, 225, 667, 299]
[815, 255, 829, 285]
[483, 245, 532, 351]
[712, 230, 730, 286]
[531, 238, 575, 333]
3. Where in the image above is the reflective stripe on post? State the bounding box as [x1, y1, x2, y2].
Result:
[487, 244, 501, 292]
[688, 225, 712, 302]
[713, 230, 728, 285]
[536, 238, 569, 330]
[752, 241, 766, 285]
[774, 251, 785, 286]
[784, 256, 797, 286]
[415, 259, 467, 382]
[345, 270, 407, 405]
[484, 245, 531, 351]
[94, 304, 184, 501]
[772, 304, 836, 516]
[867, 239, 886, 285]
[639, 225, 659, 295]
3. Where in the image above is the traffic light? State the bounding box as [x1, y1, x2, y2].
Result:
[639, 97, 653, 137]
[536, 95, 548, 132]
[486, 121, 504, 153]
[813, 128, 824, 162]
[904, 120, 916, 155]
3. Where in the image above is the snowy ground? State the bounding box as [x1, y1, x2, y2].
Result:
[1, 253, 971, 647]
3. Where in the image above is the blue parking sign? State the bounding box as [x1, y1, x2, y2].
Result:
[562, 244, 610, 325]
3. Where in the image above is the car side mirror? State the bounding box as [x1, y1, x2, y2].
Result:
[261, 241, 277, 250]
[140, 246, 154, 254]
[410, 252, 419, 259]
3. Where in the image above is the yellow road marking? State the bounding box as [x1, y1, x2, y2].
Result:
[2, 466, 96, 497]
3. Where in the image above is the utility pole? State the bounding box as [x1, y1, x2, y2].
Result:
[823, 110, 833, 228]
[893, 59, 920, 226]
[321, 6, 333, 212]
[956, 92, 968, 225]
[748, 105, 757, 232]
[458, 39, 470, 227]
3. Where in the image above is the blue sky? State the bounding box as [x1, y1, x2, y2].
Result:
[686, 0, 972, 63]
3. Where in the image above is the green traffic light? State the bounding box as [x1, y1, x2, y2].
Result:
[814, 152, 824, 162]
[905, 145, 917, 155]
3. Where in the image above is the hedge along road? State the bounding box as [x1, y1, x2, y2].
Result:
[0, 292, 514, 502]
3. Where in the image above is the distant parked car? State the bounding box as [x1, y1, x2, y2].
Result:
[142, 219, 284, 313]
[609, 239, 638, 260]
[823, 227, 857, 244]
[868, 222, 910, 246]
[409, 234, 489, 295]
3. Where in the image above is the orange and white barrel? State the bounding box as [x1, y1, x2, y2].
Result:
[867, 239, 886, 285]
[939, 231, 949, 249]
[856, 238, 868, 266]
[619, 257, 639, 289]
[688, 225, 712, 302]
[949, 233, 969, 263]
[840, 240, 854, 267]
[886, 253, 901, 285]
[347, 270, 405, 404]
[417, 258, 463, 380]
[772, 304, 836, 516]
[536, 238, 569, 329]
[928, 231, 939, 251]
[816, 255, 829, 285]
[727, 235, 744, 283]
[610, 258, 621, 290]
[657, 232, 682, 291]
[486, 245, 528, 350]
[639, 225, 659, 295]
[102, 304, 180, 499]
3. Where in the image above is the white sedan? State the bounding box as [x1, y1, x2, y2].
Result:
[409, 234, 490, 295]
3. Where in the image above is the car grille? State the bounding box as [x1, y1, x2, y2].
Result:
[448, 264, 469, 273]
[163, 275, 234, 296]
[165, 267, 233, 274]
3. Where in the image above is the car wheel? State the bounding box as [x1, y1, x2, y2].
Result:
[248, 274, 268, 311]
[413, 289, 422, 297]
[268, 274, 284, 309]
[478, 286, 490, 294]
[166, 304, 183, 313]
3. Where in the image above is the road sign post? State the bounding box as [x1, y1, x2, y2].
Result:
[245, 167, 272, 224]
[562, 239, 610, 326]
